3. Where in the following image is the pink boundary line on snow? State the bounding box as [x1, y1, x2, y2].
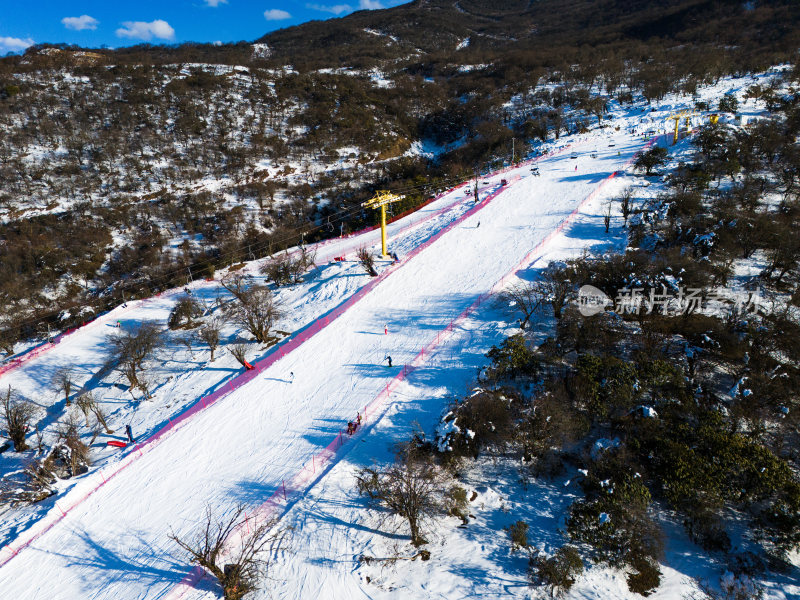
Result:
[160, 137, 660, 600]
[0, 143, 580, 571]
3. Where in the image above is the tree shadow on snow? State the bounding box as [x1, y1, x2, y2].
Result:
[303, 496, 409, 543]
[53, 528, 207, 593]
[560, 217, 625, 256]
[227, 478, 281, 505]
[301, 417, 350, 447]
[558, 171, 615, 184]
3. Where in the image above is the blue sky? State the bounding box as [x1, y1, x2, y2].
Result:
[0, 0, 408, 55]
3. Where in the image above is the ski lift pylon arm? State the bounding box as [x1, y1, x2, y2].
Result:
[361, 191, 405, 256]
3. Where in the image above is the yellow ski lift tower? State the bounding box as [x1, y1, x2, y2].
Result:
[362, 190, 405, 257]
[667, 110, 699, 145]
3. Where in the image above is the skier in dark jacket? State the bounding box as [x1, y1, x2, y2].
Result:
[386, 355, 393, 367]
[125, 424, 134, 443]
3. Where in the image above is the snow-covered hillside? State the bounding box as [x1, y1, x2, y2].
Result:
[0, 72, 796, 600]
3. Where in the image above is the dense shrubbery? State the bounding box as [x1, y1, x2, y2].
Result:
[418, 95, 800, 595]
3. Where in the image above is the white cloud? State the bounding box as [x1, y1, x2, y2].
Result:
[264, 9, 291, 20]
[306, 3, 352, 14]
[359, 0, 384, 8]
[61, 15, 99, 31]
[0, 36, 34, 54]
[204, 0, 228, 6]
[115, 20, 175, 41]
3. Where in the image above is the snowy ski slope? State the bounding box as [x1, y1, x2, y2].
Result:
[0, 124, 648, 599]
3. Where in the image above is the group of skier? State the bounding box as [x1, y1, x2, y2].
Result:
[346, 412, 362, 435]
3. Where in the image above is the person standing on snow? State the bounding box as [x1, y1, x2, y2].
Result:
[384, 324, 388, 335]
[125, 424, 134, 443]
[289, 371, 294, 384]
[386, 355, 393, 367]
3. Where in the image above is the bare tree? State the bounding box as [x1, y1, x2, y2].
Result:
[227, 286, 280, 344]
[75, 393, 94, 427]
[356, 446, 445, 547]
[357, 247, 378, 277]
[52, 367, 74, 406]
[499, 282, 545, 330]
[198, 318, 223, 361]
[260, 246, 316, 286]
[55, 415, 92, 476]
[75, 392, 113, 434]
[220, 273, 250, 303]
[500, 267, 575, 325]
[170, 505, 285, 600]
[178, 334, 195, 358]
[228, 343, 251, 368]
[109, 322, 164, 399]
[603, 201, 612, 234]
[1, 386, 37, 452]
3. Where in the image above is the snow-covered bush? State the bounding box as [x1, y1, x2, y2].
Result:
[435, 390, 518, 460]
[506, 520, 530, 552]
[531, 545, 583, 598]
[566, 460, 662, 595]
